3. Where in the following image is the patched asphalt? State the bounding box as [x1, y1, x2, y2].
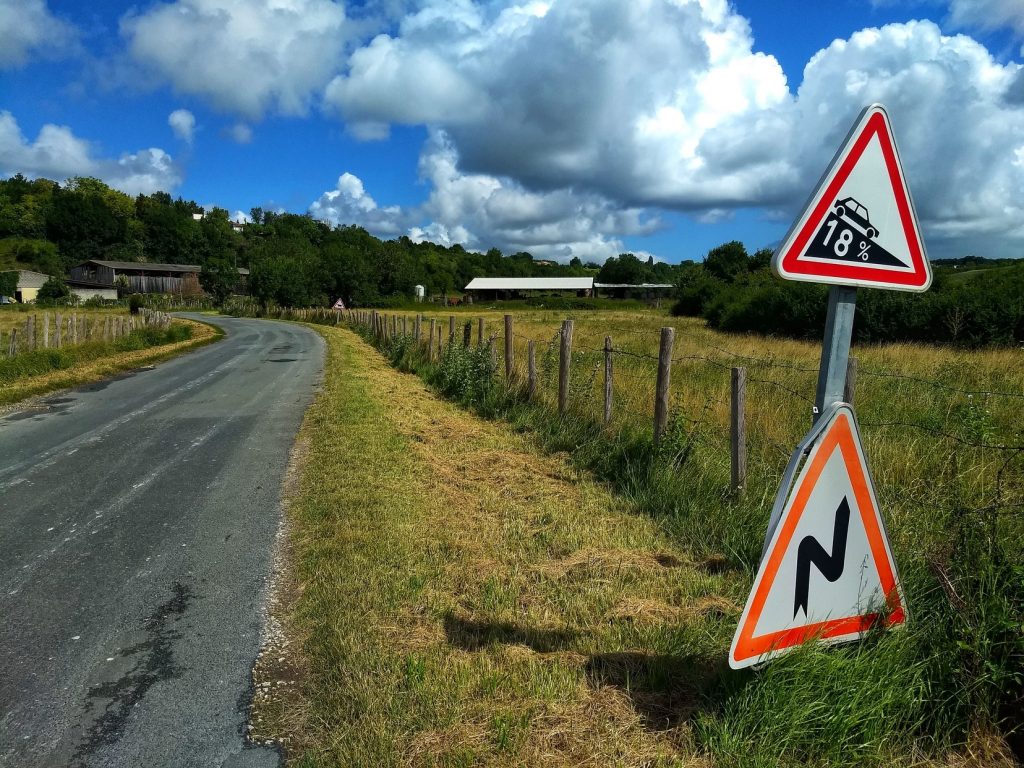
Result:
[0, 314, 324, 767]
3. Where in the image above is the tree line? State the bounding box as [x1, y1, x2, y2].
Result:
[673, 241, 1024, 347]
[0, 174, 694, 308]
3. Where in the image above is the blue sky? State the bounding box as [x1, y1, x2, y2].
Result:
[2, 0, 1023, 263]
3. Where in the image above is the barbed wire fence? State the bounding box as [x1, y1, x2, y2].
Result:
[264, 307, 1024, 520]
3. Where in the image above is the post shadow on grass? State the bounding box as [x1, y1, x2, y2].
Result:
[443, 612, 731, 732]
[443, 614, 578, 653]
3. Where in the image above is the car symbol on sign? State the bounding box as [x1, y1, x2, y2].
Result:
[833, 197, 879, 240]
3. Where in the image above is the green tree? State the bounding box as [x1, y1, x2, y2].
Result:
[703, 240, 749, 281]
[200, 257, 239, 306]
[0, 271, 17, 299]
[36, 275, 71, 305]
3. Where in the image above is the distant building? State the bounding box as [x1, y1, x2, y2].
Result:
[4, 270, 50, 303]
[464, 277, 594, 301]
[67, 280, 118, 302]
[70, 260, 249, 295]
[1, 270, 120, 303]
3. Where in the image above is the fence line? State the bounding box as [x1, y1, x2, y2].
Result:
[253, 308, 1024, 503]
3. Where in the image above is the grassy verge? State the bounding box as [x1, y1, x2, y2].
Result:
[258, 325, 739, 766]
[258, 324, 1018, 767]
[0, 318, 221, 407]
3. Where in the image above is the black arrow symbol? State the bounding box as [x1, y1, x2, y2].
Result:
[793, 497, 851, 618]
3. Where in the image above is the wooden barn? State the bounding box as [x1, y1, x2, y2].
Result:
[69, 260, 249, 295]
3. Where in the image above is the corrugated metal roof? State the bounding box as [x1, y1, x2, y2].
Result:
[83, 260, 202, 273]
[14, 270, 51, 289]
[594, 283, 675, 289]
[79, 260, 249, 275]
[465, 277, 593, 290]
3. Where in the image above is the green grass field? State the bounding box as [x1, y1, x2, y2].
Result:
[256, 307, 1022, 767]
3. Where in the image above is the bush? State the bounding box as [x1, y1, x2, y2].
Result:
[35, 276, 72, 306]
[128, 294, 143, 315]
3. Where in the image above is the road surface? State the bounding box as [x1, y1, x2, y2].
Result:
[0, 314, 324, 767]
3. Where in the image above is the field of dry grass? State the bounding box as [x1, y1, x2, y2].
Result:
[391, 308, 1024, 570]
[256, 311, 1022, 767]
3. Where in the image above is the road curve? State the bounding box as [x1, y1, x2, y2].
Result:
[0, 314, 324, 768]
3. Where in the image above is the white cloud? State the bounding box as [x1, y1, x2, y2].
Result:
[309, 171, 409, 238]
[0, 0, 78, 69]
[168, 109, 196, 143]
[323, 2, 1024, 256]
[122, 0, 349, 119]
[793, 21, 1024, 251]
[0, 111, 182, 195]
[310, 131, 661, 262]
[325, 0, 794, 211]
[227, 123, 253, 144]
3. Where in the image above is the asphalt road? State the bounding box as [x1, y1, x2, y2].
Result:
[0, 314, 324, 767]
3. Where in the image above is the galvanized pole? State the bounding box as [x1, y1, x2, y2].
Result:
[813, 285, 857, 423]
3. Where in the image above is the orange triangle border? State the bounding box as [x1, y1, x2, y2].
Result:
[730, 407, 906, 668]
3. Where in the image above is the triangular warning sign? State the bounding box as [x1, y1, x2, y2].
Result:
[773, 104, 931, 292]
[729, 404, 906, 670]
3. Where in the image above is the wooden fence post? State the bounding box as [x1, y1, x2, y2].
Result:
[653, 326, 675, 446]
[558, 319, 573, 415]
[428, 318, 436, 361]
[437, 323, 443, 358]
[27, 315, 35, 350]
[528, 340, 537, 400]
[403, 316, 408, 336]
[604, 335, 613, 425]
[463, 320, 472, 347]
[731, 367, 747, 495]
[43, 313, 50, 348]
[55, 312, 63, 348]
[8, 328, 17, 356]
[844, 356, 858, 404]
[415, 315, 421, 342]
[504, 314, 513, 381]
[448, 315, 456, 342]
[477, 317, 484, 345]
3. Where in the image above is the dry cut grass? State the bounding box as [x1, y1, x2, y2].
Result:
[259, 324, 737, 767]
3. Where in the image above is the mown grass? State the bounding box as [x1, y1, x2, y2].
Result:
[351, 308, 1021, 765]
[0, 317, 220, 406]
[264, 325, 734, 766]
[260, 312, 1021, 767]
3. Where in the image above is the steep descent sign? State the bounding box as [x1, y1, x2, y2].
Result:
[773, 104, 931, 292]
[729, 404, 906, 669]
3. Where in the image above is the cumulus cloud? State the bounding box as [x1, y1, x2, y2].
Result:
[168, 109, 196, 142]
[0, 111, 182, 195]
[325, 0, 794, 210]
[310, 131, 661, 262]
[322, 2, 1024, 256]
[793, 21, 1024, 251]
[0, 0, 78, 68]
[310, 171, 410, 238]
[122, 0, 349, 119]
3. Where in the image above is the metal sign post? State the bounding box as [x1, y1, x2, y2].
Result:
[813, 285, 856, 423]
